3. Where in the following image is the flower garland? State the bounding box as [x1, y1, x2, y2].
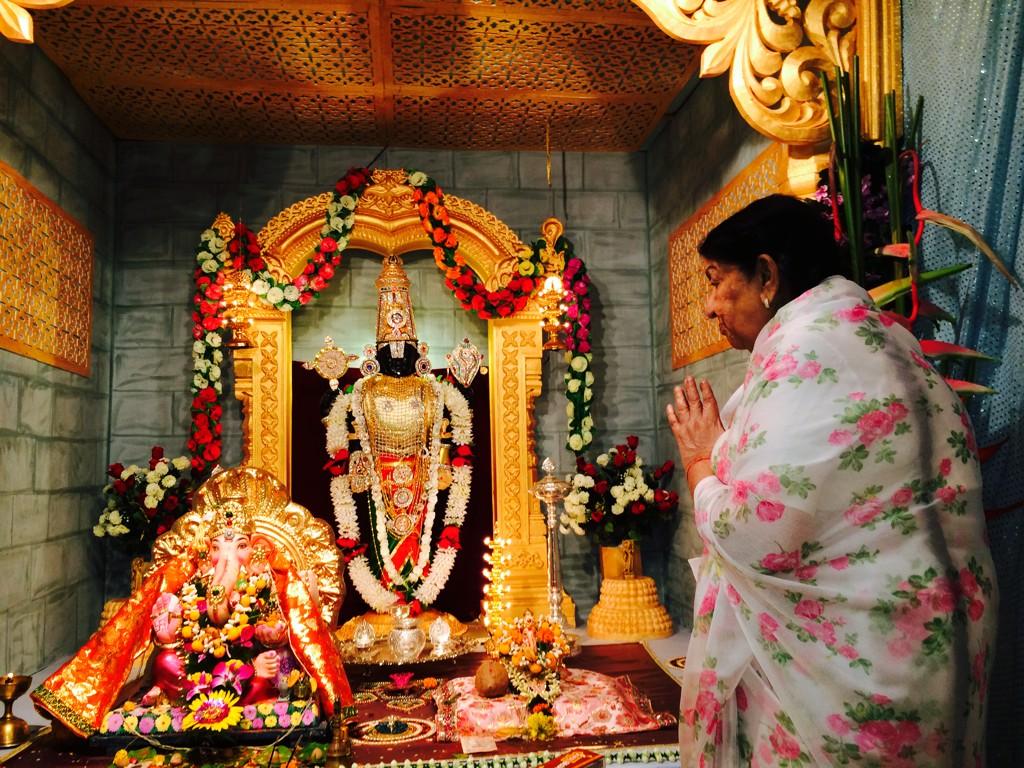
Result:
[247, 168, 372, 311]
[407, 170, 543, 320]
[189, 229, 232, 474]
[326, 379, 473, 612]
[173, 566, 285, 732]
[560, 242, 594, 454]
[408, 168, 596, 455]
[177, 571, 273, 659]
[185, 169, 371, 476]
[490, 612, 570, 703]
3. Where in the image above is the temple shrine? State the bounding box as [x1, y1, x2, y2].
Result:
[0, 1, 1022, 767]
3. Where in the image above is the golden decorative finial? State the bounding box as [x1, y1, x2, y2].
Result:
[536, 218, 567, 350]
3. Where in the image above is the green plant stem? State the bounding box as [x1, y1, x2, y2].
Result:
[884, 90, 907, 314]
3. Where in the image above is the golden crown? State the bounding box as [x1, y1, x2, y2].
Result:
[202, 500, 255, 541]
[375, 255, 417, 347]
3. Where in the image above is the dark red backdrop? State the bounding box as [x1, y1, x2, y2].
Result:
[290, 362, 493, 623]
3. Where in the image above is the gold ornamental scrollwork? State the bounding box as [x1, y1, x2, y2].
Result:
[0, 0, 73, 44]
[632, 0, 900, 145]
[633, 0, 854, 145]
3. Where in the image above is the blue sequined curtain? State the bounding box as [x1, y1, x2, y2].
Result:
[902, 1, 1024, 764]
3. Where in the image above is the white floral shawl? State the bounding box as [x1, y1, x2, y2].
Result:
[680, 277, 997, 768]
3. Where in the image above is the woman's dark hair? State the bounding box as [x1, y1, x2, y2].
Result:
[698, 194, 846, 302]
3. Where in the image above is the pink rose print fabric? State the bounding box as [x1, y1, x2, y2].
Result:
[434, 669, 672, 741]
[680, 277, 997, 767]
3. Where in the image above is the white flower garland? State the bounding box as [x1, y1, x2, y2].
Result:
[326, 377, 473, 611]
[248, 178, 366, 312]
[564, 352, 594, 453]
[191, 229, 229, 397]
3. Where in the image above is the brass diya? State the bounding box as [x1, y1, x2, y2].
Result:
[0, 673, 32, 748]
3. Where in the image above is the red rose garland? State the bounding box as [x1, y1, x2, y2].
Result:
[407, 170, 543, 320]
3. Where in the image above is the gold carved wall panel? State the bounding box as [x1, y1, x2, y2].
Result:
[0, 160, 93, 377]
[668, 143, 786, 369]
[218, 169, 555, 623]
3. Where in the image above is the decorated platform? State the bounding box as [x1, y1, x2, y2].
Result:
[1, 643, 682, 768]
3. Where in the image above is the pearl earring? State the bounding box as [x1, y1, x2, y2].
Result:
[762, 296, 770, 309]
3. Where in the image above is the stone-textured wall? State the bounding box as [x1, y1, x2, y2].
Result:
[646, 77, 770, 622]
[0, 43, 115, 673]
[111, 145, 652, 620]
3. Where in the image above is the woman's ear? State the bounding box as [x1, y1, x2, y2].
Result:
[756, 254, 781, 306]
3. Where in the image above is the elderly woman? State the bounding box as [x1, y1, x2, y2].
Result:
[666, 195, 996, 767]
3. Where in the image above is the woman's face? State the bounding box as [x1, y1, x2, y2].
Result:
[702, 258, 774, 351]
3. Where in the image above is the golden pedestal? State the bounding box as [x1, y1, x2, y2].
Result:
[586, 542, 673, 641]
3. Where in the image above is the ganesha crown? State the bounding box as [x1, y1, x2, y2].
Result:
[201, 499, 255, 541]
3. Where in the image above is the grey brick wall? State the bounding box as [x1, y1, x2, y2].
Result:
[646, 77, 770, 624]
[0, 43, 115, 674]
[112, 145, 653, 622]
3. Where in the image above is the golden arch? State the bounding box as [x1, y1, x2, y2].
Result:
[213, 169, 561, 624]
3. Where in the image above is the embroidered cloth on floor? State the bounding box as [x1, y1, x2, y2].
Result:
[434, 668, 673, 741]
[681, 277, 998, 767]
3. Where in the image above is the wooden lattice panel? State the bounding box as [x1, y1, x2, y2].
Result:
[33, 1, 699, 151]
[0, 161, 93, 376]
[668, 143, 786, 370]
[84, 87, 381, 145]
[392, 96, 658, 153]
[389, 14, 695, 95]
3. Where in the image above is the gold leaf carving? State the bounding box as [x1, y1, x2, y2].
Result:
[499, 329, 526, 538]
[0, 159, 93, 376]
[633, 0, 856, 145]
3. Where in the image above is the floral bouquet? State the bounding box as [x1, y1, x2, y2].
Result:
[94, 446, 194, 549]
[490, 612, 570, 704]
[560, 435, 679, 546]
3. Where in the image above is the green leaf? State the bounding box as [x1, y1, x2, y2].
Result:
[919, 340, 998, 362]
[868, 263, 973, 307]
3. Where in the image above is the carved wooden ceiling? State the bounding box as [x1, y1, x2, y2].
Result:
[33, 0, 701, 151]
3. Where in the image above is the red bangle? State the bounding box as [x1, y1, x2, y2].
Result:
[684, 455, 711, 476]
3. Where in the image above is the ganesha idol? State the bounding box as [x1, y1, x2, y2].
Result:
[32, 467, 353, 741]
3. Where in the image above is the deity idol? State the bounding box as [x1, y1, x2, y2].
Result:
[320, 255, 474, 615]
[32, 490, 352, 737]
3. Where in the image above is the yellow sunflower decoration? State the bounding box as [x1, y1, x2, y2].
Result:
[182, 691, 244, 731]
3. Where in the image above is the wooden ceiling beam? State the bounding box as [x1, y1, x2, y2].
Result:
[370, 0, 394, 146]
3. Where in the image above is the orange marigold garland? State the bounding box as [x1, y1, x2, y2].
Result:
[407, 170, 543, 319]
